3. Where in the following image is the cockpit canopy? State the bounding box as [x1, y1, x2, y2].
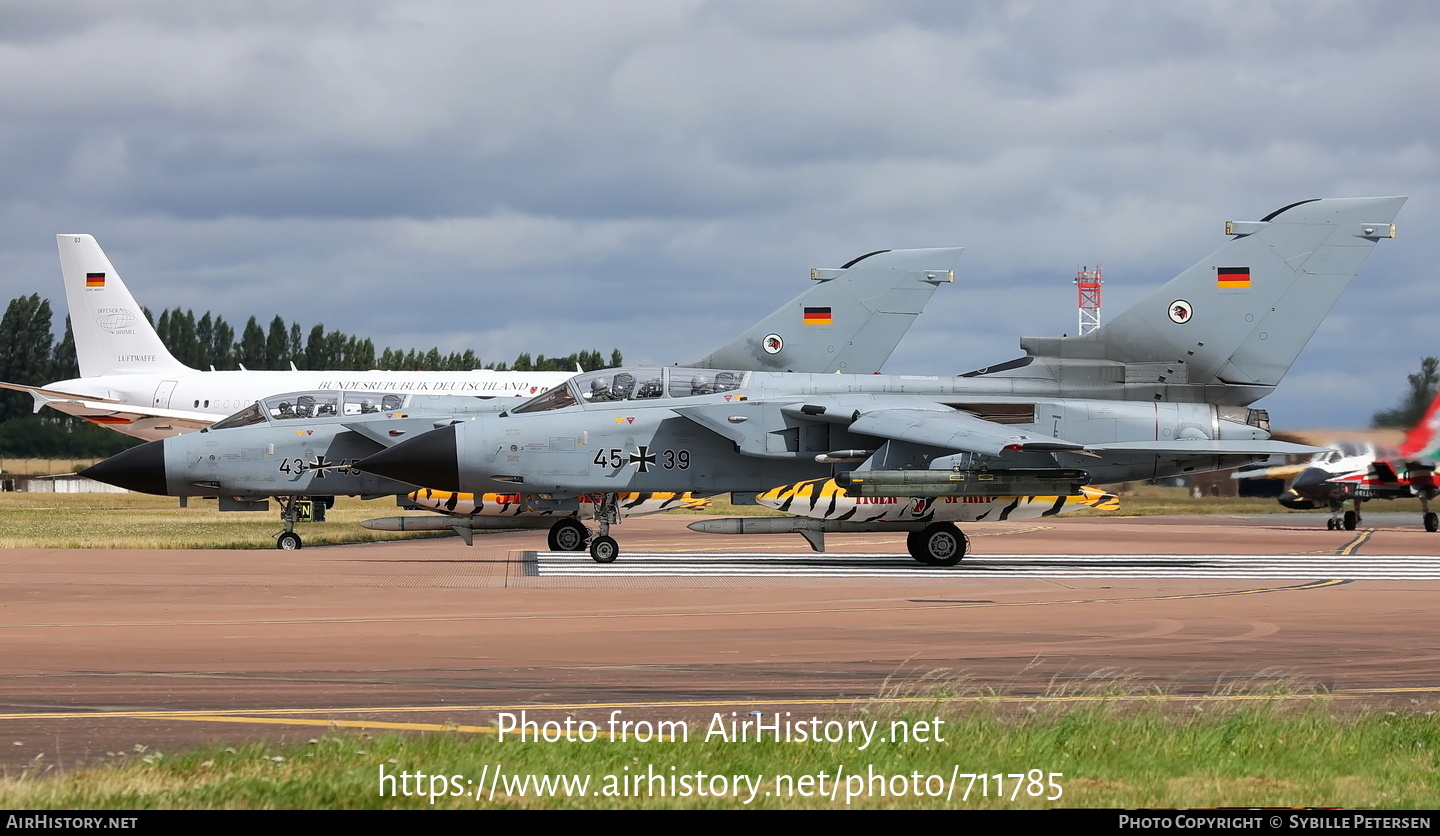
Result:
[511, 367, 748, 414]
[1312, 442, 1380, 466]
[209, 390, 411, 431]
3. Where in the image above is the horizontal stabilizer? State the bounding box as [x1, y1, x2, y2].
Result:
[0, 380, 123, 404]
[4, 383, 214, 434]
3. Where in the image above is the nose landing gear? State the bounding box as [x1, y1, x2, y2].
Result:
[587, 493, 622, 563]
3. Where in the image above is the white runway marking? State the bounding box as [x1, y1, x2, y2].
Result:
[528, 552, 1440, 579]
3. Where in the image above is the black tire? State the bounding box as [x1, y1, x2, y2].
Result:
[905, 530, 927, 562]
[1343, 510, 1358, 531]
[548, 518, 590, 551]
[909, 522, 967, 567]
[589, 535, 619, 564]
[1326, 518, 1337, 530]
[277, 532, 303, 550]
[1425, 512, 1438, 533]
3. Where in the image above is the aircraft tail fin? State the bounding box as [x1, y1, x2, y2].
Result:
[972, 197, 1405, 404]
[689, 247, 961, 373]
[57, 234, 191, 378]
[1398, 388, 1440, 460]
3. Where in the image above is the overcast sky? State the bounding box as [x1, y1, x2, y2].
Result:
[1, 1, 1436, 428]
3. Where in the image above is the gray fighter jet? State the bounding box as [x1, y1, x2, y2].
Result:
[356, 197, 1405, 565]
[81, 247, 961, 548]
[84, 390, 509, 549]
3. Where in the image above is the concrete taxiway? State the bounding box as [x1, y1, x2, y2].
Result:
[2, 513, 1438, 770]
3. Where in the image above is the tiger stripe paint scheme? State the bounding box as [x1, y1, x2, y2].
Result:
[406, 488, 709, 518]
[756, 478, 1118, 523]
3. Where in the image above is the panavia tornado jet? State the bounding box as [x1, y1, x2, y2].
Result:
[687, 478, 1118, 552]
[358, 197, 1404, 565]
[81, 389, 504, 549]
[81, 246, 959, 549]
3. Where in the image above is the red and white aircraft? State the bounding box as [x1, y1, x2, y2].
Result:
[1241, 393, 1440, 531]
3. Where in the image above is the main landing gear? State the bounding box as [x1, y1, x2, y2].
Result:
[1326, 499, 1363, 531]
[1323, 493, 1439, 533]
[538, 497, 620, 563]
[546, 517, 591, 552]
[905, 522, 969, 566]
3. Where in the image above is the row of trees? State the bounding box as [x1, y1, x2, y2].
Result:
[148, 307, 620, 373]
[0, 294, 125, 457]
[1372, 356, 1439, 429]
[0, 294, 621, 457]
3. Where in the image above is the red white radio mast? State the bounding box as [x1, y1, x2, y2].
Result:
[1075, 265, 1103, 335]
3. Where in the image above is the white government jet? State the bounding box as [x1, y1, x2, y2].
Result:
[0, 236, 573, 440]
[3, 235, 957, 441]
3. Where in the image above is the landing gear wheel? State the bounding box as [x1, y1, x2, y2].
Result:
[1343, 510, 1358, 531]
[589, 535, 618, 564]
[1326, 518, 1338, 530]
[908, 522, 967, 567]
[277, 532, 303, 550]
[1425, 512, 1438, 533]
[548, 518, 590, 552]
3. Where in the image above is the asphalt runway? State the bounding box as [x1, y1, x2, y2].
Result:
[2, 513, 1439, 771]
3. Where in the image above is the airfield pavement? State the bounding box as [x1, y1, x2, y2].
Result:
[2, 513, 1439, 770]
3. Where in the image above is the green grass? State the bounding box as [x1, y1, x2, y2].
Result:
[0, 492, 445, 549]
[2, 692, 1436, 808]
[1068, 485, 1325, 517]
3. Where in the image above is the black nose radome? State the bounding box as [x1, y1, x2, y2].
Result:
[357, 423, 460, 491]
[1290, 467, 1331, 492]
[82, 440, 168, 495]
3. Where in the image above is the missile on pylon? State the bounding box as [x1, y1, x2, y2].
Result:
[362, 513, 562, 545]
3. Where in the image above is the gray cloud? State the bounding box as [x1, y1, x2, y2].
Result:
[0, 1, 1436, 427]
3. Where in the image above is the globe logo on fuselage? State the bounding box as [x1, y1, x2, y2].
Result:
[97, 310, 137, 334]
